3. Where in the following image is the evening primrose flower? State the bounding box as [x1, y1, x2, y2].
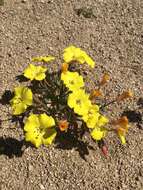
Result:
[82, 104, 100, 128]
[68, 89, 91, 116]
[90, 115, 109, 140]
[32, 56, 55, 62]
[23, 64, 47, 81]
[63, 45, 95, 68]
[24, 113, 57, 148]
[61, 71, 84, 92]
[10, 86, 33, 115]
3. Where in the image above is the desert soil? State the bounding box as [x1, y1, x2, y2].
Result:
[0, 0, 143, 190]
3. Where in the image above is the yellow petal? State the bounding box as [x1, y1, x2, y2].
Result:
[32, 56, 55, 62]
[98, 115, 109, 127]
[91, 127, 107, 140]
[23, 64, 37, 80]
[68, 90, 91, 116]
[63, 46, 95, 68]
[61, 71, 84, 92]
[22, 87, 33, 105]
[84, 54, 95, 68]
[35, 73, 46, 80]
[23, 64, 47, 81]
[84, 112, 100, 129]
[12, 102, 27, 115]
[14, 86, 25, 97]
[118, 133, 126, 144]
[24, 114, 40, 132]
[63, 46, 76, 63]
[25, 131, 42, 148]
[38, 114, 55, 128]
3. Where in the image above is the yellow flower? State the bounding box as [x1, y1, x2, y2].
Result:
[68, 89, 91, 116]
[10, 86, 33, 115]
[82, 105, 100, 128]
[24, 113, 57, 148]
[23, 64, 47, 81]
[61, 71, 84, 92]
[90, 115, 109, 140]
[32, 56, 55, 62]
[63, 45, 95, 68]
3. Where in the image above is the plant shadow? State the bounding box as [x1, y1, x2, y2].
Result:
[122, 110, 143, 130]
[0, 137, 25, 158]
[0, 90, 13, 105]
[15, 74, 29, 82]
[55, 132, 94, 160]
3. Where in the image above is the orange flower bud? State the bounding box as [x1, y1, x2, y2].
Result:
[100, 73, 110, 86]
[90, 89, 103, 99]
[58, 120, 69, 132]
[61, 63, 69, 73]
[116, 90, 133, 102]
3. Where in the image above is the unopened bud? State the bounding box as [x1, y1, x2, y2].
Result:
[61, 63, 69, 73]
[58, 120, 69, 132]
[102, 145, 108, 156]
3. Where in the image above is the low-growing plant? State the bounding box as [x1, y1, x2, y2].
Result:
[1, 45, 133, 156]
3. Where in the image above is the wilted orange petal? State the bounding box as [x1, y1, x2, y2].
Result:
[90, 89, 103, 99]
[112, 116, 128, 126]
[100, 73, 110, 86]
[116, 90, 133, 102]
[118, 116, 128, 127]
[117, 127, 126, 135]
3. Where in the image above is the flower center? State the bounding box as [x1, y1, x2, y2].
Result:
[76, 99, 81, 105]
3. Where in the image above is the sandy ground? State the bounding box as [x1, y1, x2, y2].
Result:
[0, 0, 143, 190]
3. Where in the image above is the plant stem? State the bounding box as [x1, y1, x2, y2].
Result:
[100, 99, 116, 110]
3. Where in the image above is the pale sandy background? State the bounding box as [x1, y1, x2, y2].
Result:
[0, 0, 143, 190]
